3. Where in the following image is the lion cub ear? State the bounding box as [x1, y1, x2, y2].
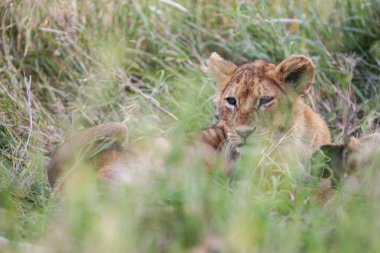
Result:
[344, 136, 360, 151]
[202, 52, 237, 85]
[276, 55, 315, 95]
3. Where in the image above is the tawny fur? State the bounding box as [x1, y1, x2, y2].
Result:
[48, 123, 232, 188]
[309, 132, 380, 201]
[312, 132, 380, 179]
[345, 133, 380, 169]
[47, 122, 128, 187]
[204, 53, 331, 161]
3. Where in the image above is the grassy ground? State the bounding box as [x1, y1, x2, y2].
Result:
[1, 0, 380, 252]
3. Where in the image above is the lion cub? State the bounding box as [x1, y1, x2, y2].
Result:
[47, 123, 232, 188]
[203, 53, 331, 164]
[310, 132, 380, 185]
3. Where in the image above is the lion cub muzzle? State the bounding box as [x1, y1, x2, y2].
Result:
[235, 126, 256, 145]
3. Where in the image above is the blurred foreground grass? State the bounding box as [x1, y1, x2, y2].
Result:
[0, 0, 380, 252]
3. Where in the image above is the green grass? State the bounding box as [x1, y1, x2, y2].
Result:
[0, 0, 380, 252]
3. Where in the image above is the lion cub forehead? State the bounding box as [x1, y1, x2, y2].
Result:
[232, 60, 277, 81]
[238, 60, 275, 72]
[227, 60, 278, 91]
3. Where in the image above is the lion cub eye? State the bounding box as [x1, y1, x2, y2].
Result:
[226, 97, 237, 107]
[258, 97, 274, 108]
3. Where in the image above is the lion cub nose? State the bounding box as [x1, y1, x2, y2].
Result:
[236, 126, 256, 139]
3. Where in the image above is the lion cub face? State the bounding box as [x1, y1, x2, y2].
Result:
[203, 53, 316, 147]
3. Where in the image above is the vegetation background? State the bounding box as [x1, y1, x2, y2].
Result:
[0, 0, 380, 252]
